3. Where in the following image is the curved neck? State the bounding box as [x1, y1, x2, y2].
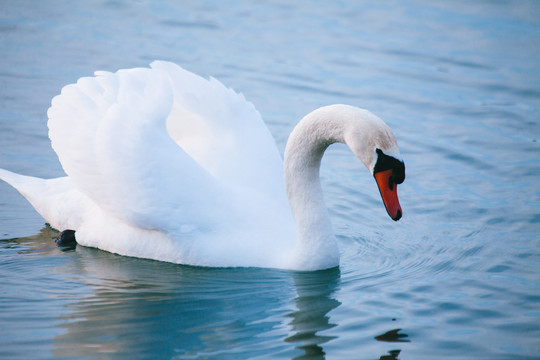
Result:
[284, 108, 348, 270]
[283, 104, 401, 270]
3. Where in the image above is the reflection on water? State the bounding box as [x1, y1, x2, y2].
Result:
[286, 269, 341, 359]
[3, 227, 348, 359]
[1, 227, 413, 359]
[375, 329, 409, 343]
[378, 350, 401, 360]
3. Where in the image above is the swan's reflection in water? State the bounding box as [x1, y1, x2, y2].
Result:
[286, 269, 341, 359]
[7, 227, 341, 359]
[4, 226, 410, 359]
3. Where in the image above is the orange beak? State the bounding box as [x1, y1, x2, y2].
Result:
[374, 169, 402, 221]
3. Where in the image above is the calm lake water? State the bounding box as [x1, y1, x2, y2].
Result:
[1, 1, 539, 359]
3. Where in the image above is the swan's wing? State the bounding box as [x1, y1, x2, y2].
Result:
[47, 66, 220, 232]
[150, 61, 286, 200]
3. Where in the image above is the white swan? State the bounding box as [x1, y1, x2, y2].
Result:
[0, 61, 405, 270]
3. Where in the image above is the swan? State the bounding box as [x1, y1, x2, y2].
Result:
[0, 61, 405, 271]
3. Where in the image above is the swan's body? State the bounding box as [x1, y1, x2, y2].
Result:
[0, 61, 405, 271]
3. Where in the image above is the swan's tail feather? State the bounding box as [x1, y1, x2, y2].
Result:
[0, 168, 48, 202]
[0, 168, 84, 231]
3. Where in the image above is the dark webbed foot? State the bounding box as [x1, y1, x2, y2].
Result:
[55, 229, 77, 248]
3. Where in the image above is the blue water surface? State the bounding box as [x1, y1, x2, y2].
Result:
[1, 1, 539, 359]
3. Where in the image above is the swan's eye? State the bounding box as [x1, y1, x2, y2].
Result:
[374, 149, 406, 185]
[392, 163, 405, 185]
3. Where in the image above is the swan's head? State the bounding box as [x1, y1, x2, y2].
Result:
[372, 148, 405, 221]
[341, 106, 406, 221]
[285, 104, 405, 222]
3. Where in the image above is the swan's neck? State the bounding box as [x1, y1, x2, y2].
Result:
[283, 104, 400, 270]
[284, 108, 349, 270]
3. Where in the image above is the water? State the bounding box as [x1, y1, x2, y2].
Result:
[1, 1, 539, 359]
